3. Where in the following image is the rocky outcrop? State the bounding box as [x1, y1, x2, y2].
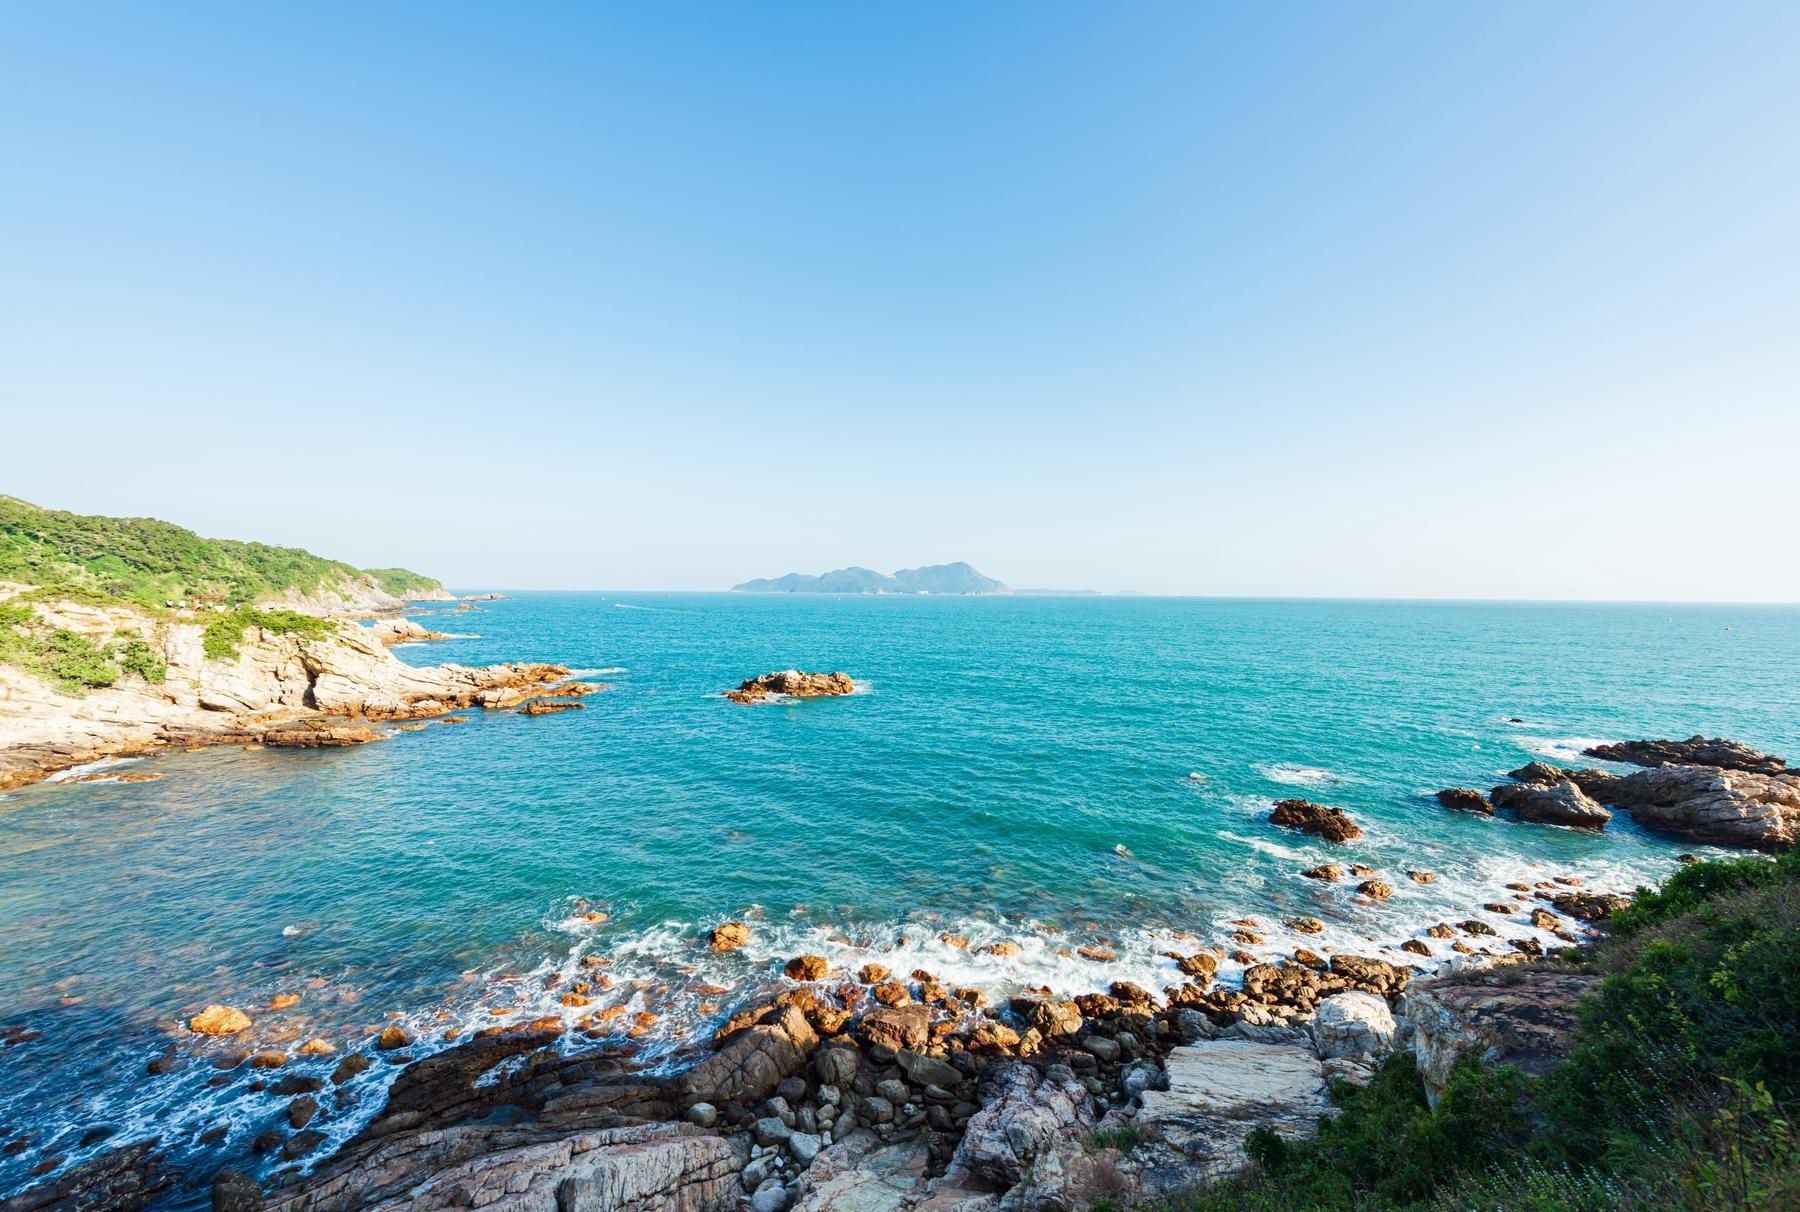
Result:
[1583, 736, 1786, 775]
[1400, 964, 1598, 1103]
[1268, 799, 1363, 843]
[1134, 1041, 1331, 1179]
[678, 1005, 819, 1107]
[0, 599, 578, 789]
[0, 1138, 171, 1212]
[1490, 780, 1610, 830]
[946, 1062, 1096, 1189]
[725, 672, 856, 704]
[367, 618, 448, 645]
[1593, 765, 1799, 851]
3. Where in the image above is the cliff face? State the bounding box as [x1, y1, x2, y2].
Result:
[0, 594, 567, 790]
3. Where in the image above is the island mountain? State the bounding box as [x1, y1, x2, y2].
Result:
[731, 562, 1007, 595]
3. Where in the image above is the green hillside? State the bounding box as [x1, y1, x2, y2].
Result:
[0, 495, 444, 610]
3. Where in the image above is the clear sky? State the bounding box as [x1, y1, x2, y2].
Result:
[3, 3, 1796, 600]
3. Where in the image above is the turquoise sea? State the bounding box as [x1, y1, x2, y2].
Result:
[2, 593, 1797, 1203]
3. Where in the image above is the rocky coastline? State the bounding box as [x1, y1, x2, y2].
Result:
[4, 734, 1788, 1212]
[0, 591, 583, 792]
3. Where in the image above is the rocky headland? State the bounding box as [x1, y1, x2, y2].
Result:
[0, 592, 588, 791]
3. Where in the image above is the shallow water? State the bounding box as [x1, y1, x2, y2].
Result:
[2, 593, 1796, 1201]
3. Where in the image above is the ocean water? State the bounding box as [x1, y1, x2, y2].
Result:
[2, 593, 1796, 1202]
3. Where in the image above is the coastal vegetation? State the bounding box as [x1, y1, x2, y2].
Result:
[0, 494, 443, 610]
[1170, 851, 1800, 1211]
[0, 601, 168, 693]
[200, 606, 334, 661]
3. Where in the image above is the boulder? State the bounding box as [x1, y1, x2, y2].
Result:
[680, 1005, 818, 1105]
[1552, 891, 1631, 921]
[1436, 787, 1492, 814]
[785, 956, 830, 982]
[1490, 780, 1610, 830]
[1310, 991, 1396, 1061]
[1401, 966, 1599, 1103]
[188, 1005, 252, 1036]
[708, 922, 751, 952]
[1268, 799, 1362, 842]
[894, 1049, 962, 1090]
[856, 1006, 930, 1053]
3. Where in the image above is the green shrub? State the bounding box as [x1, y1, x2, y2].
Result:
[113, 638, 167, 684]
[29, 628, 120, 691]
[0, 494, 444, 610]
[202, 606, 334, 661]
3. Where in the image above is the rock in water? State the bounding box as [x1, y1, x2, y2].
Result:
[1490, 780, 1611, 829]
[708, 921, 751, 952]
[724, 670, 856, 703]
[1583, 736, 1786, 774]
[1596, 765, 1800, 851]
[188, 1005, 252, 1036]
[1436, 788, 1492, 814]
[1268, 798, 1363, 842]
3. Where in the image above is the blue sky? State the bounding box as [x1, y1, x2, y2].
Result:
[3, 3, 1796, 599]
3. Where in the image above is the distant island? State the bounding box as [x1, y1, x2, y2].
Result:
[731, 561, 1007, 595]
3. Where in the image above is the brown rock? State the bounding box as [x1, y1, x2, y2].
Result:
[859, 1005, 931, 1052]
[725, 670, 856, 703]
[707, 922, 750, 952]
[376, 1025, 412, 1050]
[1357, 880, 1393, 901]
[978, 941, 1022, 957]
[1285, 916, 1325, 934]
[784, 955, 829, 981]
[1407, 870, 1436, 884]
[1583, 736, 1785, 774]
[268, 993, 301, 1011]
[1492, 780, 1611, 830]
[1301, 864, 1343, 881]
[1269, 798, 1363, 842]
[518, 698, 583, 716]
[872, 979, 912, 1007]
[1437, 787, 1493, 814]
[188, 1005, 252, 1036]
[1401, 939, 1431, 956]
[1552, 891, 1631, 921]
[858, 962, 891, 984]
